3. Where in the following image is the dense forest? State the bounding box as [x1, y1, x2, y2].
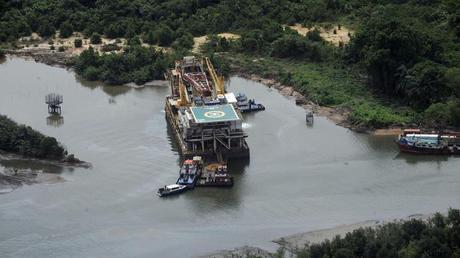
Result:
[0, 115, 65, 159]
[1, 0, 460, 128]
[292, 209, 460, 258]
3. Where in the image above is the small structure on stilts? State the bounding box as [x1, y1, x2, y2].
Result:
[45, 93, 63, 114]
[305, 111, 314, 125]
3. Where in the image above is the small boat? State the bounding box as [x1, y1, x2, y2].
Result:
[157, 184, 188, 197]
[238, 101, 265, 113]
[196, 163, 233, 187]
[176, 156, 203, 188]
[235, 93, 265, 113]
[236, 93, 248, 102]
[397, 129, 460, 155]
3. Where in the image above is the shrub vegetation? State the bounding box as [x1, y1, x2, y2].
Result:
[0, 115, 65, 159]
[75, 46, 170, 85]
[294, 209, 460, 258]
[1, 0, 459, 128]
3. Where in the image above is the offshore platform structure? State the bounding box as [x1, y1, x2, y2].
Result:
[165, 56, 249, 160]
[45, 93, 63, 114]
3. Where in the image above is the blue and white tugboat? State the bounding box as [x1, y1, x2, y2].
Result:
[176, 156, 203, 188]
[157, 184, 188, 197]
[235, 93, 265, 113]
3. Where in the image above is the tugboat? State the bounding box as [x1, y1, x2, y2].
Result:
[176, 156, 203, 188]
[235, 93, 265, 113]
[397, 129, 460, 155]
[196, 163, 233, 187]
[157, 184, 188, 197]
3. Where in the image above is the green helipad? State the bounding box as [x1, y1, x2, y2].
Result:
[190, 104, 240, 123]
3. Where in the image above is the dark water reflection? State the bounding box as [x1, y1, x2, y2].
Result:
[46, 114, 64, 127]
[394, 153, 449, 165]
[75, 74, 132, 97]
[0, 58, 459, 257]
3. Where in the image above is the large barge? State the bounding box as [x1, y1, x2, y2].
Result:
[165, 56, 250, 160]
[397, 129, 460, 155]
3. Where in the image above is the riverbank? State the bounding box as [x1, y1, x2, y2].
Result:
[0, 151, 91, 194]
[201, 213, 433, 258]
[0, 113, 91, 193]
[1, 57, 460, 257]
[3, 48, 399, 134]
[233, 71, 353, 129]
[230, 65, 409, 135]
[3, 52, 169, 88]
[0, 48, 445, 135]
[2, 41, 414, 134]
[5, 47, 73, 67]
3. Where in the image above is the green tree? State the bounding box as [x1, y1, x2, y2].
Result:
[59, 21, 73, 38]
[347, 9, 441, 97]
[90, 33, 102, 44]
[0, 115, 66, 159]
[306, 28, 322, 42]
[82, 66, 100, 81]
[75, 46, 98, 73]
[445, 67, 460, 97]
[400, 61, 447, 109]
[74, 38, 83, 48]
[143, 30, 156, 44]
[38, 22, 56, 38]
[172, 33, 194, 51]
[155, 25, 174, 46]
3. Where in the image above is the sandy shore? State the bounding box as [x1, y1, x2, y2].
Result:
[199, 246, 274, 258]
[201, 214, 432, 258]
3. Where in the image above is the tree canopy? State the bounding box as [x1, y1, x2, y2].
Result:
[1, 0, 460, 127]
[295, 209, 460, 258]
[0, 115, 66, 159]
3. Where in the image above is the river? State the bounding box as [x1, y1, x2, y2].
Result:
[1, 57, 459, 257]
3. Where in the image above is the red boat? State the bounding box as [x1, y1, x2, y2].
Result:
[397, 129, 460, 155]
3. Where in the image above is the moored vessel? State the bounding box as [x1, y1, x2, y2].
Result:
[157, 184, 188, 197]
[176, 156, 203, 188]
[196, 163, 233, 187]
[165, 56, 250, 160]
[397, 129, 460, 155]
[235, 93, 265, 113]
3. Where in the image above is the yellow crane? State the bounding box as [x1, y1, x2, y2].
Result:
[204, 57, 225, 96]
[177, 72, 190, 106]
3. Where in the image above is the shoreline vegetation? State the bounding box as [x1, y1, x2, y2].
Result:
[0, 115, 90, 191]
[0, 115, 66, 160]
[1, 1, 459, 131]
[0, 114, 89, 164]
[202, 209, 460, 258]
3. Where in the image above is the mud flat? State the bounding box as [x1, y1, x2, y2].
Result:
[0, 151, 91, 193]
[0, 167, 64, 194]
[5, 48, 73, 67]
[199, 246, 274, 258]
[202, 214, 432, 258]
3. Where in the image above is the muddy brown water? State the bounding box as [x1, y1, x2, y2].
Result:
[1, 57, 460, 257]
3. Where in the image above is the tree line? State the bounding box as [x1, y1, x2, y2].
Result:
[293, 209, 460, 258]
[74, 42, 172, 85]
[1, 0, 460, 127]
[0, 115, 66, 159]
